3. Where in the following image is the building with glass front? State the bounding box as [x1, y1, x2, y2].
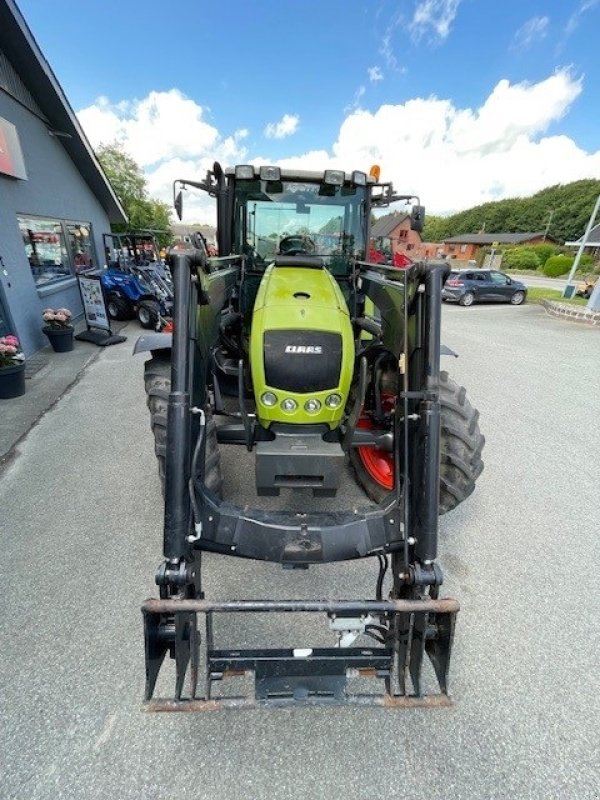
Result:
[0, 0, 126, 356]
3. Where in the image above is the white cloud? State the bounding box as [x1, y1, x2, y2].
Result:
[344, 85, 366, 114]
[368, 66, 384, 82]
[410, 0, 462, 43]
[78, 89, 220, 168]
[77, 89, 248, 223]
[512, 16, 549, 50]
[264, 114, 299, 139]
[566, 0, 599, 35]
[327, 69, 599, 214]
[77, 70, 600, 226]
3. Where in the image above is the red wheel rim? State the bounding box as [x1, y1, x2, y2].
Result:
[356, 416, 394, 490]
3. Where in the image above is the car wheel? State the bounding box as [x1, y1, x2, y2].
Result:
[510, 291, 525, 305]
[459, 291, 475, 307]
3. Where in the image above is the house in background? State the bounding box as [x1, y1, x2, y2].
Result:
[565, 223, 600, 260]
[441, 232, 559, 262]
[370, 211, 422, 260]
[0, 0, 126, 355]
[171, 223, 217, 250]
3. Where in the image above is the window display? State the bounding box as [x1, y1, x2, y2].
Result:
[66, 223, 94, 272]
[17, 216, 96, 287]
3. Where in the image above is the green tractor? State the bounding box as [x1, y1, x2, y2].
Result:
[137, 163, 484, 709]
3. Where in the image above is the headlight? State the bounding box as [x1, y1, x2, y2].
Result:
[281, 398, 298, 412]
[259, 166, 281, 181]
[235, 165, 255, 179]
[261, 392, 278, 407]
[304, 398, 321, 413]
[325, 394, 342, 409]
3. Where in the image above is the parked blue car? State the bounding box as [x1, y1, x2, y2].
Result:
[102, 232, 173, 329]
[442, 269, 527, 306]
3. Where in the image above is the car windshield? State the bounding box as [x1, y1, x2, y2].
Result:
[234, 179, 367, 274]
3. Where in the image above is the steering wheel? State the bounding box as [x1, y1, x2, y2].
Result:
[279, 235, 316, 256]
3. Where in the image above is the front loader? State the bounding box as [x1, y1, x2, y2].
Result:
[137, 163, 484, 709]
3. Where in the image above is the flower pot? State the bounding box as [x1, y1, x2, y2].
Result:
[43, 326, 74, 353]
[0, 362, 26, 399]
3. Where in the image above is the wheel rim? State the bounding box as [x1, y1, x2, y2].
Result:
[356, 399, 394, 490]
[108, 302, 117, 317]
[463, 293, 474, 306]
[511, 292, 524, 304]
[138, 307, 150, 324]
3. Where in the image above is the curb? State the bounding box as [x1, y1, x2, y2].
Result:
[542, 299, 600, 327]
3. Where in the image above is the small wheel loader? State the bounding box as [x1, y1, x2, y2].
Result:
[137, 163, 484, 710]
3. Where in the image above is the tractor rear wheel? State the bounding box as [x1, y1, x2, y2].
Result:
[144, 353, 223, 497]
[350, 370, 484, 514]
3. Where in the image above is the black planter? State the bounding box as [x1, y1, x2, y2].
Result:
[0, 362, 26, 399]
[43, 326, 74, 352]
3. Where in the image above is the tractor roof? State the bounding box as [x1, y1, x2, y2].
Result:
[224, 165, 378, 184]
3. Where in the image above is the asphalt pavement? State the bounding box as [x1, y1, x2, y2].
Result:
[1, 305, 599, 800]
[517, 274, 568, 291]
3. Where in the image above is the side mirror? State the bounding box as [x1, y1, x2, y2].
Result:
[174, 190, 183, 221]
[410, 205, 425, 233]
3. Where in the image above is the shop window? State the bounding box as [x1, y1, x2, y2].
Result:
[17, 216, 96, 288]
[66, 223, 95, 272]
[18, 216, 70, 287]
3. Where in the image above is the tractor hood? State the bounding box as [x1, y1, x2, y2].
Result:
[249, 262, 355, 427]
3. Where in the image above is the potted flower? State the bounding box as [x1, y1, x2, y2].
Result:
[0, 334, 26, 399]
[42, 308, 74, 352]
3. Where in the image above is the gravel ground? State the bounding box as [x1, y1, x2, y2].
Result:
[0, 304, 598, 800]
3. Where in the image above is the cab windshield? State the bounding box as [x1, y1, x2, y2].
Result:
[234, 179, 367, 274]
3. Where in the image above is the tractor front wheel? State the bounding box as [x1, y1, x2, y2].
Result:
[144, 353, 223, 497]
[349, 371, 484, 514]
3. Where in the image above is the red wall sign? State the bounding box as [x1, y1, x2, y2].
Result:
[0, 117, 27, 180]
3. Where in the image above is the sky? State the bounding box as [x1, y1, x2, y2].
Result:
[16, 0, 600, 224]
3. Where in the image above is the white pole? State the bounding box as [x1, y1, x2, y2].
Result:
[563, 193, 600, 297]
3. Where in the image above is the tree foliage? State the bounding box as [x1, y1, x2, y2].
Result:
[97, 143, 172, 245]
[422, 180, 600, 244]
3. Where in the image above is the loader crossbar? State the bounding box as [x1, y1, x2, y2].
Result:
[142, 596, 458, 710]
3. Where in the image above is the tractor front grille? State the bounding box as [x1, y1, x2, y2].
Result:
[263, 330, 342, 393]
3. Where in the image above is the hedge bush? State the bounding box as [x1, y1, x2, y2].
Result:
[543, 254, 594, 277]
[502, 247, 541, 270]
[543, 255, 573, 277]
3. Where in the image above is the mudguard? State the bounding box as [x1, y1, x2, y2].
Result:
[133, 332, 172, 355]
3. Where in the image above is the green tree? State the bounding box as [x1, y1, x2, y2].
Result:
[420, 179, 600, 245]
[97, 143, 172, 245]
